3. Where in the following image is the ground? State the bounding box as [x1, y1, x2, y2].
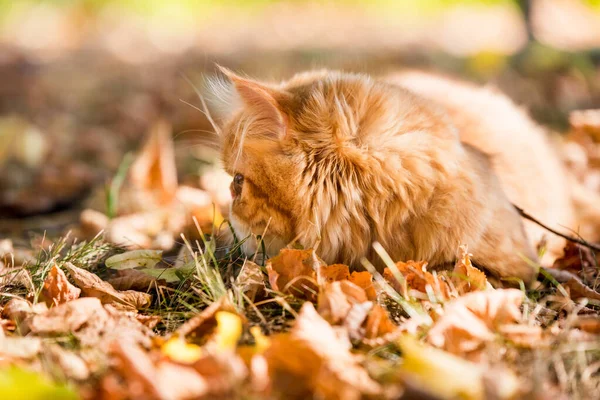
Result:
[2, 1, 600, 399]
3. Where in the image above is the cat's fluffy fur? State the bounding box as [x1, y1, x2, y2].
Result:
[213, 67, 578, 284]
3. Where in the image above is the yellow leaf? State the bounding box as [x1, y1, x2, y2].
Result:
[399, 335, 483, 400]
[214, 311, 242, 352]
[161, 337, 202, 364]
[250, 326, 270, 354]
[398, 335, 518, 400]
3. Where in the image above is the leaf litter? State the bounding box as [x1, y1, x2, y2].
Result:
[3, 117, 600, 399]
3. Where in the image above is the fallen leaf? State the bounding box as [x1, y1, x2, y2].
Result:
[2, 298, 35, 324]
[129, 119, 178, 205]
[47, 344, 90, 381]
[0, 365, 78, 400]
[317, 264, 350, 285]
[107, 269, 160, 291]
[162, 337, 203, 364]
[22, 297, 108, 335]
[234, 260, 266, 301]
[214, 311, 243, 352]
[363, 304, 397, 340]
[318, 280, 369, 325]
[174, 296, 238, 340]
[348, 271, 377, 301]
[497, 324, 545, 348]
[266, 249, 324, 300]
[452, 245, 488, 294]
[384, 260, 450, 300]
[110, 340, 175, 399]
[136, 314, 162, 329]
[156, 361, 209, 400]
[41, 265, 81, 307]
[191, 352, 248, 397]
[427, 289, 524, 354]
[265, 302, 381, 399]
[398, 335, 518, 400]
[574, 316, 600, 334]
[64, 262, 151, 311]
[105, 249, 163, 270]
[0, 336, 42, 359]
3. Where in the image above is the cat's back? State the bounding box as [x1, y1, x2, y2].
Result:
[385, 71, 574, 258]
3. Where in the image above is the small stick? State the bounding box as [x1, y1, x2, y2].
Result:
[514, 204, 600, 252]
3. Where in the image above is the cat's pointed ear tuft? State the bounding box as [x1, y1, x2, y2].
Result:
[217, 65, 290, 139]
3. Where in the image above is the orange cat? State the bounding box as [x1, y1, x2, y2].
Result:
[210, 67, 579, 284]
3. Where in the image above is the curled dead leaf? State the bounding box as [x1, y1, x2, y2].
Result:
[174, 296, 239, 340]
[110, 339, 208, 400]
[452, 245, 488, 294]
[363, 304, 397, 340]
[64, 262, 151, 311]
[266, 249, 324, 301]
[235, 260, 266, 301]
[129, 119, 178, 206]
[2, 298, 36, 325]
[317, 264, 350, 285]
[41, 265, 81, 307]
[264, 302, 381, 399]
[427, 289, 524, 355]
[0, 336, 42, 359]
[384, 260, 450, 300]
[22, 297, 108, 335]
[348, 271, 377, 301]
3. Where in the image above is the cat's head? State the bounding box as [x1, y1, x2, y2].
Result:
[209, 67, 449, 264]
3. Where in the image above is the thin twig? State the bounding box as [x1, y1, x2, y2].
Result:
[514, 204, 600, 252]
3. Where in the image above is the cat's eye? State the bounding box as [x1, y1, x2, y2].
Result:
[231, 173, 244, 197]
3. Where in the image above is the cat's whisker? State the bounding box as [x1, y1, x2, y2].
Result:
[181, 74, 222, 137]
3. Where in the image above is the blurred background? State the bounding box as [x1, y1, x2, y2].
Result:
[2, 0, 600, 240]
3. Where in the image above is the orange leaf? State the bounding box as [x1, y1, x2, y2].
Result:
[266, 249, 324, 300]
[129, 120, 178, 205]
[452, 245, 488, 294]
[317, 264, 350, 285]
[348, 271, 377, 301]
[41, 265, 81, 307]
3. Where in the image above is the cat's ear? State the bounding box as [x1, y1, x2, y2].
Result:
[216, 65, 290, 138]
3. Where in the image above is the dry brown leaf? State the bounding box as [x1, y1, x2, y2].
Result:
[156, 361, 209, 400]
[107, 268, 160, 291]
[275, 302, 380, 398]
[384, 260, 450, 299]
[0, 336, 42, 359]
[235, 260, 266, 301]
[266, 249, 324, 300]
[570, 109, 600, 140]
[22, 297, 109, 335]
[191, 353, 248, 397]
[452, 245, 488, 294]
[41, 264, 81, 307]
[318, 280, 370, 332]
[348, 271, 377, 301]
[427, 289, 524, 355]
[48, 344, 90, 381]
[129, 119, 178, 205]
[64, 262, 151, 311]
[574, 316, 600, 334]
[110, 340, 172, 399]
[317, 264, 350, 285]
[363, 304, 397, 340]
[136, 314, 162, 329]
[497, 324, 545, 348]
[2, 297, 36, 324]
[76, 304, 154, 350]
[175, 296, 239, 340]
